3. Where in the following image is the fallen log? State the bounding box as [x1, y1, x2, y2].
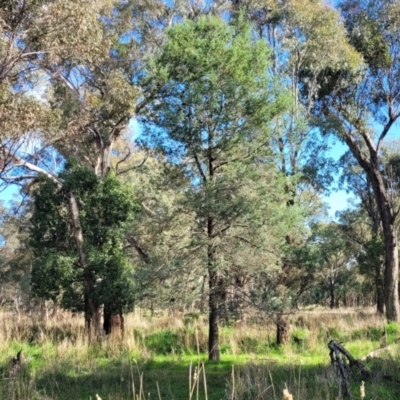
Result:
[360, 337, 400, 361]
[328, 340, 373, 399]
[328, 340, 373, 379]
[327, 339, 400, 396]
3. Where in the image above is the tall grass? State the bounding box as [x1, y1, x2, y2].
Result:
[0, 307, 398, 399]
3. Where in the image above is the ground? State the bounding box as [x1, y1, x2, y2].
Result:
[0, 308, 399, 399]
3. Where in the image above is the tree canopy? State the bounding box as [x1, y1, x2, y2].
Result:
[30, 161, 139, 333]
[1, 0, 400, 354]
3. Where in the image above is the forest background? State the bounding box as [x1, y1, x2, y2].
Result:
[1, 1, 400, 398]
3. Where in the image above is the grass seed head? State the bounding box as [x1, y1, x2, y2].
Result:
[283, 388, 293, 400]
[360, 381, 365, 399]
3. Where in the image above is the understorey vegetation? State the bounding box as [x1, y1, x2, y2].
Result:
[0, 309, 399, 400]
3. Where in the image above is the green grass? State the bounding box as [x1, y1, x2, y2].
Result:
[0, 309, 399, 399]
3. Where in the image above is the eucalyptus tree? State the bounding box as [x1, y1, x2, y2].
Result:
[0, 0, 146, 335]
[300, 0, 400, 321]
[139, 16, 293, 360]
[217, 0, 362, 335]
[222, 0, 360, 200]
[338, 207, 385, 312]
[235, 0, 400, 321]
[0, 0, 111, 158]
[339, 151, 387, 313]
[0, 0, 187, 331]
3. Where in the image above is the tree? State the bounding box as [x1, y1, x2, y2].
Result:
[0, 201, 33, 314]
[116, 150, 206, 314]
[0, 0, 109, 150]
[240, 0, 400, 320]
[312, 222, 357, 309]
[229, 0, 359, 193]
[139, 16, 292, 360]
[29, 161, 138, 337]
[305, 0, 400, 321]
[231, 0, 361, 335]
[339, 152, 386, 313]
[0, 0, 149, 334]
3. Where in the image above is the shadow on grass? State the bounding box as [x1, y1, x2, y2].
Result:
[3, 355, 400, 400]
[31, 357, 232, 400]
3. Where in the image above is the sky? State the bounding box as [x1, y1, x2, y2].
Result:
[322, 141, 354, 219]
[0, 119, 353, 219]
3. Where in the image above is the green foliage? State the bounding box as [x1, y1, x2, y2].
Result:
[308, 0, 400, 322]
[358, 235, 384, 274]
[291, 328, 310, 341]
[385, 322, 400, 337]
[2, 311, 400, 400]
[30, 162, 139, 314]
[341, 0, 392, 71]
[142, 16, 290, 155]
[351, 326, 382, 342]
[145, 330, 181, 354]
[139, 16, 301, 322]
[1, 0, 396, 336]
[322, 327, 346, 342]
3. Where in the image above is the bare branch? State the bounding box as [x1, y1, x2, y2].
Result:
[127, 236, 150, 264]
[211, 224, 230, 238]
[376, 117, 395, 155]
[141, 202, 163, 219]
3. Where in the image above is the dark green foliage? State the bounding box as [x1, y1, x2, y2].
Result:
[340, 0, 392, 71]
[145, 330, 181, 354]
[30, 161, 139, 315]
[139, 16, 295, 360]
[140, 15, 290, 162]
[358, 235, 384, 275]
[351, 326, 382, 341]
[322, 327, 346, 342]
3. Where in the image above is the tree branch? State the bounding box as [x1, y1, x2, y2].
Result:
[376, 117, 395, 155]
[127, 236, 150, 264]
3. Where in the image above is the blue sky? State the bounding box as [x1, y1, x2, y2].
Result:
[0, 119, 353, 219]
[322, 140, 354, 219]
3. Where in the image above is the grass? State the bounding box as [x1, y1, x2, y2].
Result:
[0, 308, 399, 399]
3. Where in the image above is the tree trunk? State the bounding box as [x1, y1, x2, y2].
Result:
[200, 274, 207, 313]
[375, 263, 385, 314]
[208, 213, 224, 361]
[329, 278, 335, 309]
[103, 307, 124, 337]
[276, 314, 289, 345]
[96, 138, 124, 335]
[68, 191, 101, 338]
[375, 183, 400, 321]
[208, 271, 220, 361]
[208, 241, 221, 361]
[383, 226, 399, 321]
[83, 278, 101, 340]
[344, 136, 399, 322]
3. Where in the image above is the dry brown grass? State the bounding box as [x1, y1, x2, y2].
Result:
[0, 307, 397, 399]
[0, 306, 389, 362]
